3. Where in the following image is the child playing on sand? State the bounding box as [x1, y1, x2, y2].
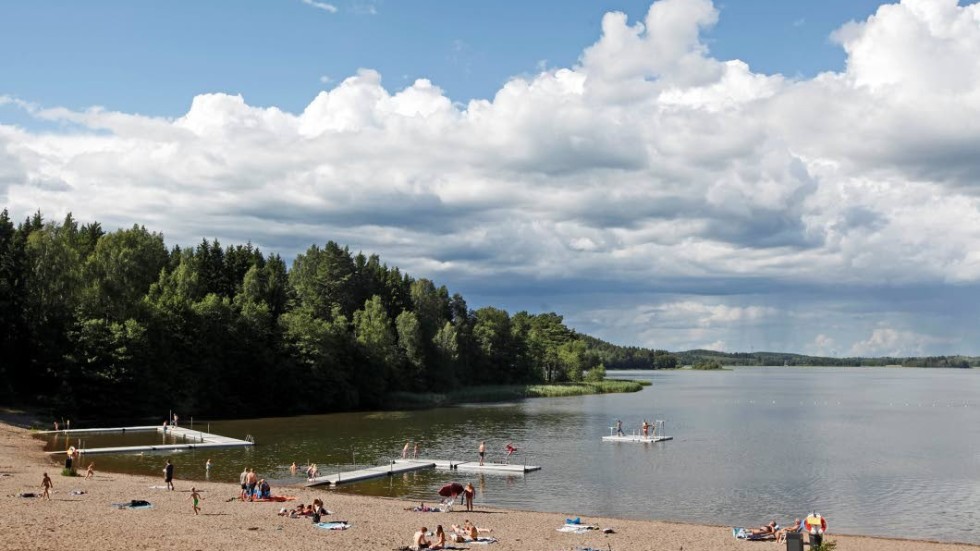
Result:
[41, 472, 53, 500]
[190, 487, 202, 515]
[85, 463, 94, 480]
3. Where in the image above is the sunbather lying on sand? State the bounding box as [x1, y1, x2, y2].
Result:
[749, 520, 777, 535]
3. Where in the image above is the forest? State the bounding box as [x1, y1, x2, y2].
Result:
[0, 210, 677, 419]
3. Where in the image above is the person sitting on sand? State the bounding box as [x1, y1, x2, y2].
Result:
[776, 518, 801, 543]
[430, 525, 447, 550]
[413, 525, 431, 550]
[258, 478, 271, 499]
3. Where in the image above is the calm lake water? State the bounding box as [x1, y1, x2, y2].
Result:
[44, 367, 980, 544]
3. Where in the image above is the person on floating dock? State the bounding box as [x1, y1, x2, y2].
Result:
[478, 441, 486, 466]
[403, 441, 410, 459]
[642, 420, 649, 437]
[163, 459, 175, 491]
[414, 442, 420, 459]
[505, 443, 517, 463]
[615, 419, 624, 436]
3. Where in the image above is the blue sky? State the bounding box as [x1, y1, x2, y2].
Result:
[2, 1, 892, 116]
[3, 0, 980, 357]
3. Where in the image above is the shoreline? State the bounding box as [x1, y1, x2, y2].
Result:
[2, 418, 978, 550]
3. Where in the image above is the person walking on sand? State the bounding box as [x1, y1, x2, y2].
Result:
[403, 441, 410, 459]
[41, 472, 53, 500]
[85, 462, 95, 480]
[163, 459, 175, 491]
[478, 441, 486, 466]
[190, 487, 202, 515]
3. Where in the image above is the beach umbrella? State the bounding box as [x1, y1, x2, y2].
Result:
[438, 482, 464, 497]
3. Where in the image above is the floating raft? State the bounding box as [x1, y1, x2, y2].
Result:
[44, 426, 253, 455]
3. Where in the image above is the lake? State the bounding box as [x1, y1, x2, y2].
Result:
[44, 367, 980, 544]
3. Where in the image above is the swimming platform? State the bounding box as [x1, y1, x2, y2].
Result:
[306, 458, 542, 487]
[41, 425, 254, 455]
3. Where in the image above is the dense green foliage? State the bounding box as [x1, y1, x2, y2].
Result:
[0, 211, 671, 419]
[675, 349, 977, 368]
[690, 359, 724, 370]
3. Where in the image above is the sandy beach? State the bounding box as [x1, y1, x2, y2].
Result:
[1, 416, 977, 551]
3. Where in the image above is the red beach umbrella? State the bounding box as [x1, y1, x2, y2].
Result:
[438, 482, 464, 497]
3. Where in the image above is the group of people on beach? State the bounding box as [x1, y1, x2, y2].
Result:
[412, 519, 492, 550]
[278, 499, 329, 521]
[239, 467, 272, 500]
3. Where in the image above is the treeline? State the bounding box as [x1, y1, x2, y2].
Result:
[0, 210, 673, 419]
[674, 350, 977, 368]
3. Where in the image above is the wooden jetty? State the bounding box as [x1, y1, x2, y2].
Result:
[44, 426, 253, 455]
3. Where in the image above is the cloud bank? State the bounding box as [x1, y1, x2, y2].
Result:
[4, 0, 980, 356]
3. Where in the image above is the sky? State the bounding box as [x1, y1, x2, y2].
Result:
[2, 0, 980, 357]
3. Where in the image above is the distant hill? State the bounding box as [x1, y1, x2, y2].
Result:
[673, 349, 977, 368]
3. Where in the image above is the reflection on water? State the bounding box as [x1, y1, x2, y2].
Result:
[41, 367, 980, 544]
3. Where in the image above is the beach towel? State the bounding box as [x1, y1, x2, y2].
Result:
[733, 526, 777, 541]
[314, 521, 350, 530]
[465, 537, 497, 545]
[113, 500, 153, 509]
[253, 495, 296, 502]
[557, 525, 598, 534]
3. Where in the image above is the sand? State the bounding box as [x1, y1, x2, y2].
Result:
[1, 416, 977, 551]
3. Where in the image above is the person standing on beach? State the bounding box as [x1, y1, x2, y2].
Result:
[163, 459, 175, 491]
[41, 472, 53, 500]
[246, 468, 258, 500]
[464, 482, 475, 512]
[190, 487, 202, 515]
[85, 462, 95, 480]
[239, 467, 249, 500]
[478, 441, 486, 466]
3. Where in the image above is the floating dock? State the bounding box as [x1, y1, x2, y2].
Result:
[44, 426, 254, 455]
[306, 461, 436, 487]
[602, 419, 672, 443]
[601, 435, 673, 443]
[307, 458, 541, 487]
[394, 459, 541, 474]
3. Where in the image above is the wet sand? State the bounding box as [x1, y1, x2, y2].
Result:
[1, 417, 977, 551]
